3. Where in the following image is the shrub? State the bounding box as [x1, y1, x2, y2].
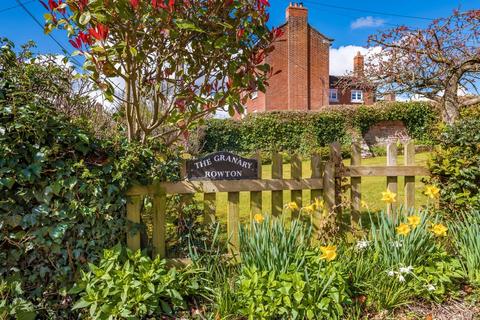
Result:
[201, 102, 438, 156]
[71, 245, 202, 318]
[428, 116, 480, 212]
[236, 263, 348, 320]
[0, 99, 178, 316]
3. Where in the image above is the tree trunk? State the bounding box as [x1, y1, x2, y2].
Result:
[441, 80, 460, 125]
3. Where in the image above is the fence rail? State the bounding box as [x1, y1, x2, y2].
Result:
[126, 140, 430, 259]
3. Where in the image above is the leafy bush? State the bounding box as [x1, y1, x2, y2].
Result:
[428, 116, 480, 212]
[0, 90, 178, 316]
[71, 245, 202, 318]
[201, 102, 438, 156]
[236, 263, 348, 320]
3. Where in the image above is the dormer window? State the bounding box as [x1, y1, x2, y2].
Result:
[329, 89, 338, 102]
[351, 90, 363, 103]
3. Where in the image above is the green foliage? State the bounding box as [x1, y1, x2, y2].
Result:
[428, 116, 480, 212]
[236, 263, 348, 320]
[343, 210, 462, 314]
[0, 70, 178, 316]
[239, 216, 312, 273]
[369, 211, 437, 267]
[235, 217, 348, 319]
[0, 278, 36, 320]
[71, 245, 201, 319]
[450, 212, 480, 287]
[201, 102, 438, 156]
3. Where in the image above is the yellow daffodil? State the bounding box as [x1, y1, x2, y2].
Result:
[431, 223, 448, 236]
[381, 189, 397, 204]
[396, 223, 411, 236]
[302, 204, 316, 214]
[320, 245, 337, 262]
[361, 200, 369, 209]
[285, 202, 299, 211]
[253, 214, 264, 223]
[425, 185, 440, 199]
[314, 197, 325, 210]
[407, 215, 421, 228]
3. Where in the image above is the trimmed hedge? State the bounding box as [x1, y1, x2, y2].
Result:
[201, 102, 439, 156]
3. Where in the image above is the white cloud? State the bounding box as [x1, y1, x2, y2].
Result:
[329, 45, 382, 76]
[350, 16, 385, 29]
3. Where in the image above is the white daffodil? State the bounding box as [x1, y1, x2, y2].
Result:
[426, 284, 436, 292]
[355, 240, 370, 250]
[399, 265, 414, 274]
[387, 270, 395, 277]
[391, 240, 403, 248]
[398, 274, 406, 282]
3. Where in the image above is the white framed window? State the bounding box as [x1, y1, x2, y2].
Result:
[351, 90, 363, 103]
[251, 91, 258, 99]
[329, 89, 338, 102]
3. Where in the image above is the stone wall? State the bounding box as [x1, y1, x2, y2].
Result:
[363, 120, 410, 146]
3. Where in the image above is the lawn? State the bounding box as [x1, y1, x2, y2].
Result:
[198, 152, 431, 225]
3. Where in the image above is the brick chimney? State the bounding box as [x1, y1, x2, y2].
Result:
[353, 51, 364, 77]
[287, 2, 309, 110]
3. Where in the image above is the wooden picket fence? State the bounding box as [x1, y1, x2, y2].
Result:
[125, 140, 430, 259]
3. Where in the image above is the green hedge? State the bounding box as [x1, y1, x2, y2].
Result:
[0, 100, 179, 317]
[202, 102, 438, 156]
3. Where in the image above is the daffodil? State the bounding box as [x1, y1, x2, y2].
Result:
[407, 215, 421, 228]
[302, 203, 316, 214]
[314, 197, 325, 210]
[361, 200, 369, 209]
[285, 202, 299, 211]
[381, 189, 397, 204]
[396, 223, 411, 236]
[320, 245, 337, 262]
[431, 223, 447, 236]
[425, 185, 440, 199]
[253, 214, 264, 223]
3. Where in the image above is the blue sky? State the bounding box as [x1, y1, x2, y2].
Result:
[0, 0, 478, 73]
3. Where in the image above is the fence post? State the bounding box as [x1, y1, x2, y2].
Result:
[250, 151, 262, 221]
[152, 186, 167, 258]
[350, 141, 361, 228]
[311, 153, 324, 238]
[330, 142, 342, 215]
[271, 152, 283, 217]
[290, 154, 302, 219]
[386, 142, 398, 218]
[203, 193, 216, 224]
[227, 191, 240, 254]
[323, 160, 335, 216]
[404, 140, 415, 212]
[126, 195, 142, 252]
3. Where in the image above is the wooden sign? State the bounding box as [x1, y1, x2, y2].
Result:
[186, 152, 258, 180]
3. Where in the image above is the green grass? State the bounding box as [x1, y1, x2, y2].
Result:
[196, 152, 431, 225]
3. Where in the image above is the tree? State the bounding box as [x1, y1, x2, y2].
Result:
[43, 0, 278, 143]
[365, 10, 480, 124]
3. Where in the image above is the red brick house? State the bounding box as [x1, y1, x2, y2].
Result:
[244, 3, 377, 114]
